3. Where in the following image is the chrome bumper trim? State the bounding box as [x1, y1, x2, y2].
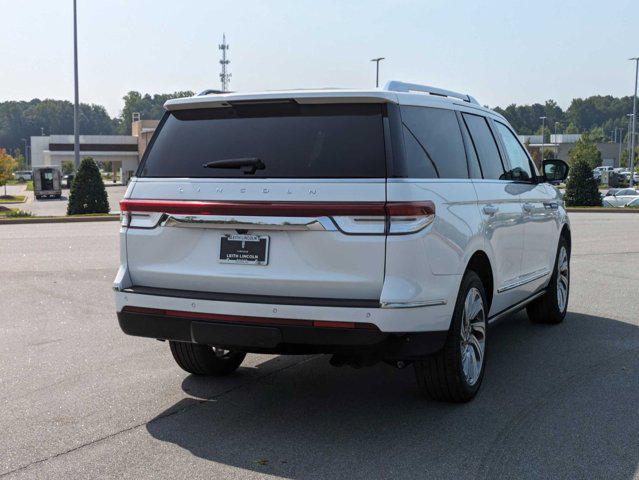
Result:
[380, 299, 447, 309]
[162, 214, 336, 231]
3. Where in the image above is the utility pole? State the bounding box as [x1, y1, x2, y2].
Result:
[370, 57, 385, 88]
[72, 0, 80, 169]
[618, 128, 624, 166]
[630, 57, 639, 187]
[219, 33, 231, 92]
[540, 116, 547, 161]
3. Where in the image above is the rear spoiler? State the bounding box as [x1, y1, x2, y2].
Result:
[164, 91, 398, 111]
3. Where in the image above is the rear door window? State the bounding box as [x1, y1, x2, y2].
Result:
[398, 106, 468, 178]
[462, 113, 505, 180]
[139, 103, 386, 178]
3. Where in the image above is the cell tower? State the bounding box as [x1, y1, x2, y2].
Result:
[219, 33, 231, 92]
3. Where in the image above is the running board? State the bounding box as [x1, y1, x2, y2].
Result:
[487, 290, 546, 326]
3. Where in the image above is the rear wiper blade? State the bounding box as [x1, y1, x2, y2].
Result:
[203, 157, 265, 175]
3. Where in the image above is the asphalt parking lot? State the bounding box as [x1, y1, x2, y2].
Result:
[3, 183, 126, 216]
[1, 213, 638, 479]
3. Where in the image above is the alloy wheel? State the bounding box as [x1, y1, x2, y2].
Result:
[460, 287, 486, 386]
[556, 246, 569, 312]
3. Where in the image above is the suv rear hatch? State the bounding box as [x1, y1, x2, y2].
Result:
[122, 101, 390, 302]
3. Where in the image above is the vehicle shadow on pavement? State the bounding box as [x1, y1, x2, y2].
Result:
[146, 311, 639, 480]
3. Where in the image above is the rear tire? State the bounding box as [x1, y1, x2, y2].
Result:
[414, 270, 487, 403]
[526, 236, 569, 325]
[169, 341, 246, 376]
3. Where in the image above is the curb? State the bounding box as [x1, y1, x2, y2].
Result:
[0, 215, 119, 225]
[567, 207, 639, 214]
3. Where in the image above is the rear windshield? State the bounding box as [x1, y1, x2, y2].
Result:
[138, 103, 386, 178]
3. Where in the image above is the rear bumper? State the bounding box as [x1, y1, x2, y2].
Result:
[114, 286, 455, 333]
[117, 307, 447, 357]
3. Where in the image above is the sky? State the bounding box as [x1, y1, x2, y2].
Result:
[1, 0, 638, 118]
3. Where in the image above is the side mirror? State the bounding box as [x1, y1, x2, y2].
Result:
[542, 159, 569, 183]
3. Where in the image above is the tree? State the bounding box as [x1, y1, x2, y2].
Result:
[565, 122, 579, 134]
[564, 158, 601, 207]
[13, 147, 26, 170]
[67, 157, 109, 215]
[116, 90, 194, 134]
[620, 147, 639, 169]
[0, 99, 117, 153]
[0, 149, 17, 196]
[568, 133, 602, 170]
[100, 160, 112, 173]
[61, 160, 75, 175]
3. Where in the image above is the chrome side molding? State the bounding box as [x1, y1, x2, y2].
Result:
[497, 268, 550, 293]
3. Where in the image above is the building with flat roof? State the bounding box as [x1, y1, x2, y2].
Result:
[30, 119, 159, 184]
[519, 133, 625, 168]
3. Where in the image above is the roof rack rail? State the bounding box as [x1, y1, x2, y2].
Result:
[198, 89, 226, 96]
[384, 80, 480, 105]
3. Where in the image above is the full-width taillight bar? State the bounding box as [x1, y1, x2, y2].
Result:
[121, 199, 434, 216]
[120, 199, 435, 234]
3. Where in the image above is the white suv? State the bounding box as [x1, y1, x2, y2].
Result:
[114, 81, 571, 402]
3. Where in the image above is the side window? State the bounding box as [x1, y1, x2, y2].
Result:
[458, 114, 483, 179]
[401, 125, 438, 178]
[462, 113, 505, 180]
[494, 122, 533, 182]
[400, 106, 468, 178]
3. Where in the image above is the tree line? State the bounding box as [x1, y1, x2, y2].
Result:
[0, 90, 636, 155]
[493, 95, 636, 141]
[0, 90, 193, 154]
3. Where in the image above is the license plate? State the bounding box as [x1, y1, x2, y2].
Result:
[219, 234, 269, 265]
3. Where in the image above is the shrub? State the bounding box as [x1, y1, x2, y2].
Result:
[7, 209, 32, 217]
[67, 157, 109, 215]
[568, 132, 602, 170]
[61, 160, 75, 175]
[564, 158, 601, 207]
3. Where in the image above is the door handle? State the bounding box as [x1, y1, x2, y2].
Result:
[522, 203, 534, 213]
[482, 205, 498, 216]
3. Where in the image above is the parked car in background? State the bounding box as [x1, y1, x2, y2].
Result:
[63, 174, 75, 189]
[593, 166, 613, 181]
[115, 82, 571, 403]
[602, 188, 639, 207]
[13, 170, 32, 181]
[624, 197, 639, 208]
[602, 188, 620, 197]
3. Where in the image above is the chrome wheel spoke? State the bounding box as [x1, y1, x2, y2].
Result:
[471, 321, 485, 337]
[469, 334, 484, 365]
[556, 246, 569, 312]
[460, 286, 486, 387]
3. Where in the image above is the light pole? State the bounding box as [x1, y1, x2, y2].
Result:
[630, 57, 639, 187]
[21, 138, 28, 169]
[73, 0, 80, 169]
[370, 57, 385, 88]
[618, 128, 624, 166]
[540, 116, 547, 161]
[628, 114, 634, 168]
